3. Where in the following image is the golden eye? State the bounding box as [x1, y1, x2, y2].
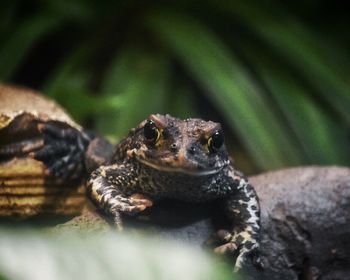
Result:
[144, 120, 160, 143]
[208, 130, 224, 152]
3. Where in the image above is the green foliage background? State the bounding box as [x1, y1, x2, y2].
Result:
[1, 0, 349, 173]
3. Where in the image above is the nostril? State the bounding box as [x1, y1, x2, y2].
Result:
[189, 146, 196, 154]
[170, 143, 177, 152]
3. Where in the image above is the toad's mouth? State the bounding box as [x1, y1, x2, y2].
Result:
[137, 158, 223, 176]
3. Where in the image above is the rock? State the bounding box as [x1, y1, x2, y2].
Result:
[251, 166, 350, 280]
[53, 207, 111, 234]
[56, 166, 350, 279]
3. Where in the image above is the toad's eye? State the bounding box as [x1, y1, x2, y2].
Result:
[208, 130, 224, 152]
[144, 120, 160, 143]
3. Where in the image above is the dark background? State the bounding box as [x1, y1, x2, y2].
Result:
[1, 0, 350, 174]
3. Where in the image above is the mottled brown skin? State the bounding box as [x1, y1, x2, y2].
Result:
[86, 114, 262, 271]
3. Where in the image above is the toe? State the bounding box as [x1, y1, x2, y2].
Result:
[130, 194, 153, 207]
[204, 229, 233, 247]
[214, 242, 237, 254]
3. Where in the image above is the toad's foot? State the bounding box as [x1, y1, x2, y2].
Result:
[108, 193, 153, 230]
[206, 229, 263, 272]
[87, 164, 154, 230]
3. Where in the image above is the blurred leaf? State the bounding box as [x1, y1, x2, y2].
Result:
[43, 45, 117, 123]
[0, 229, 233, 280]
[148, 11, 302, 169]
[1, 0, 349, 170]
[261, 64, 348, 164]
[0, 12, 65, 80]
[45, 72, 108, 123]
[221, 1, 350, 124]
[98, 47, 170, 141]
[40, 0, 96, 23]
[265, 73, 348, 164]
[233, 37, 349, 164]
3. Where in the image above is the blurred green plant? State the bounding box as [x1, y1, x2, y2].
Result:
[0, 0, 349, 171]
[0, 229, 234, 280]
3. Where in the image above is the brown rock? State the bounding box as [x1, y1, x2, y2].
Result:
[250, 166, 350, 280]
[53, 206, 111, 234]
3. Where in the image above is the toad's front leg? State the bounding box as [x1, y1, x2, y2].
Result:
[213, 169, 262, 272]
[87, 163, 153, 230]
